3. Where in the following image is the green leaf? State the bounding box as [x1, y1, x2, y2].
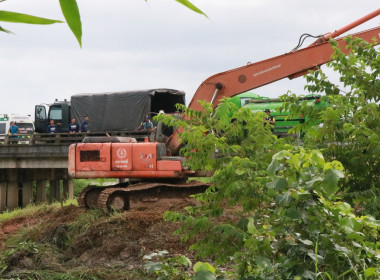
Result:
[364, 267, 377, 277]
[143, 261, 162, 274]
[247, 218, 257, 235]
[194, 270, 216, 280]
[276, 192, 292, 206]
[175, 0, 208, 18]
[299, 239, 313, 246]
[255, 256, 272, 270]
[0, 25, 12, 34]
[336, 202, 352, 214]
[311, 150, 325, 168]
[0, 11, 63, 25]
[267, 178, 287, 190]
[302, 271, 317, 280]
[193, 262, 216, 274]
[59, 0, 82, 47]
[235, 168, 246, 176]
[322, 169, 344, 196]
[334, 244, 350, 254]
[178, 255, 192, 266]
[285, 208, 302, 220]
[307, 252, 324, 263]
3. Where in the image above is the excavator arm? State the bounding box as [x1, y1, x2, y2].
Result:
[167, 9, 380, 155]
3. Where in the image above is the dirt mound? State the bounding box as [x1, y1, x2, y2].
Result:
[0, 202, 194, 279]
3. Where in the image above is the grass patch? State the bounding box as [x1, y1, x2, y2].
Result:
[0, 200, 78, 224]
[4, 266, 150, 280]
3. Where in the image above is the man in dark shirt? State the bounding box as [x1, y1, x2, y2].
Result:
[80, 116, 90, 133]
[263, 109, 275, 125]
[47, 119, 58, 133]
[263, 109, 275, 133]
[69, 118, 79, 134]
[143, 117, 154, 130]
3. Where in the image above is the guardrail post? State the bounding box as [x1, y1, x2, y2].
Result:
[4, 135, 9, 146]
[0, 182, 6, 212]
[7, 170, 19, 210]
[49, 180, 61, 202]
[63, 179, 73, 200]
[22, 181, 34, 207]
[36, 181, 47, 203]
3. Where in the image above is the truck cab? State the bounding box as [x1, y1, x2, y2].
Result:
[35, 100, 71, 133]
[0, 114, 35, 143]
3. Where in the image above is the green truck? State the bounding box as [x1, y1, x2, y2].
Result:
[226, 92, 327, 138]
[243, 94, 327, 137]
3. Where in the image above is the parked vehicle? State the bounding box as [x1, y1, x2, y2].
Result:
[0, 114, 35, 144]
[34, 89, 186, 140]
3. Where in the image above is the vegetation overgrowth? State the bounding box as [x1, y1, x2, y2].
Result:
[156, 37, 379, 279]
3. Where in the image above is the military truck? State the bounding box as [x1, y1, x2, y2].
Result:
[34, 89, 185, 140]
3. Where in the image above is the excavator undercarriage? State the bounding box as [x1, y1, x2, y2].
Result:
[77, 180, 209, 211]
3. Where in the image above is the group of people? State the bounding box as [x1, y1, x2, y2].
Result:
[47, 116, 90, 134]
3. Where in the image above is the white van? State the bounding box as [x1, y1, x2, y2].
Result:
[0, 114, 35, 144]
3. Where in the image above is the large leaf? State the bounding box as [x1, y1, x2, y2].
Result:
[59, 0, 82, 47]
[175, 0, 208, 17]
[0, 11, 62, 25]
[194, 271, 216, 280]
[323, 169, 344, 196]
[255, 256, 272, 270]
[193, 262, 216, 274]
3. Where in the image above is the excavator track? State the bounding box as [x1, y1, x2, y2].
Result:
[78, 181, 209, 211]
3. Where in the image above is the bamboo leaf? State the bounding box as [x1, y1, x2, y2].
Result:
[0, 11, 63, 25]
[0, 25, 12, 34]
[175, 0, 208, 18]
[59, 0, 82, 47]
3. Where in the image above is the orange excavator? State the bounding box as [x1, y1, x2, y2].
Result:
[68, 9, 380, 211]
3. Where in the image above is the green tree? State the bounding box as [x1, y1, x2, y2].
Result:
[160, 38, 380, 279]
[283, 36, 380, 218]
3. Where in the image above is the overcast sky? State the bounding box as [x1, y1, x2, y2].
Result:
[1, 0, 379, 117]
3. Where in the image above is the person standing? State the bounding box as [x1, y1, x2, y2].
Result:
[263, 109, 275, 133]
[263, 109, 275, 125]
[47, 119, 58, 133]
[69, 118, 79, 134]
[143, 117, 154, 130]
[80, 116, 90, 133]
[8, 121, 20, 144]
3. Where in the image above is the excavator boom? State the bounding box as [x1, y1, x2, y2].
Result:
[167, 10, 380, 154]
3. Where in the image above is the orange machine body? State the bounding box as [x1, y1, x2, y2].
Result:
[68, 142, 184, 179]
